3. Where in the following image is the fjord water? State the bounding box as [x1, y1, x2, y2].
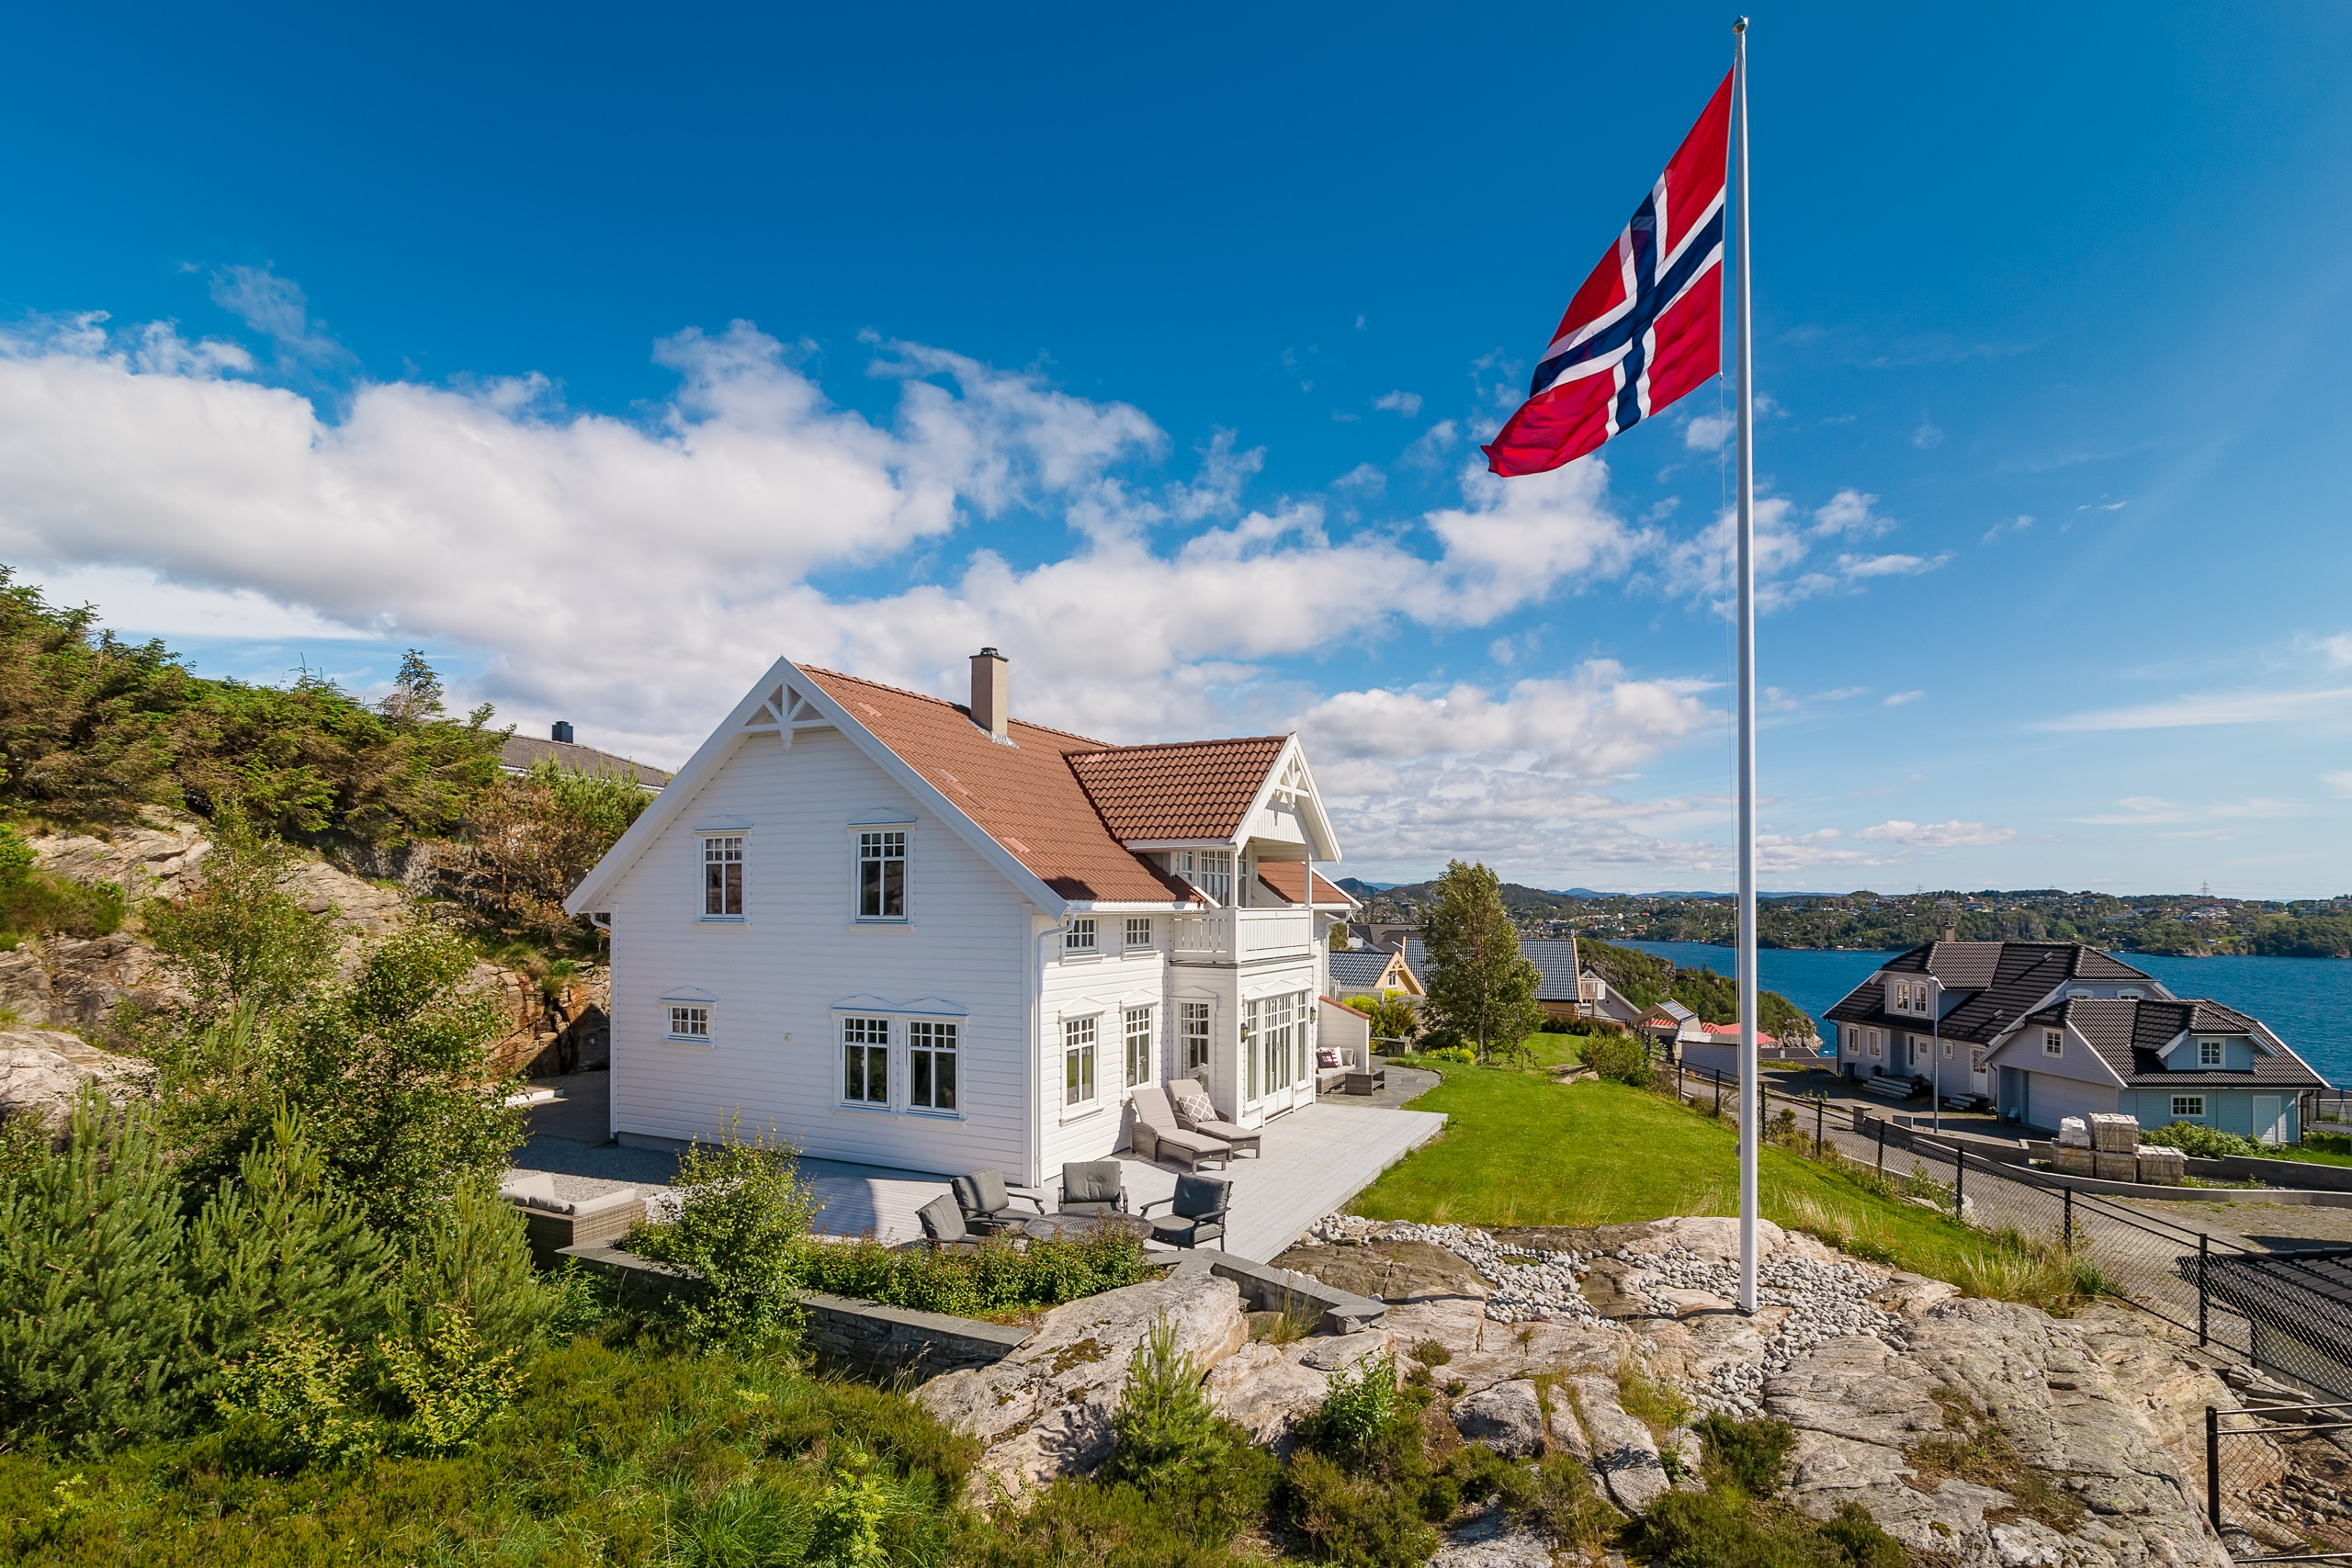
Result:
[1623, 940, 2352, 1089]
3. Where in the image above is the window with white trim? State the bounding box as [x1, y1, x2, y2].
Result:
[1868, 1030, 1882, 1059]
[857, 830, 906, 920]
[2042, 1030, 2064, 1057]
[703, 836, 743, 918]
[2198, 1038, 2224, 1067]
[1241, 998, 1260, 1099]
[1894, 981, 1910, 1010]
[1065, 918, 1097, 953]
[842, 1016, 889, 1105]
[668, 1005, 710, 1041]
[908, 1021, 957, 1112]
[1180, 1001, 1211, 1074]
[1064, 1016, 1098, 1108]
[1943, 1038, 1954, 1059]
[1177, 849, 1233, 906]
[1124, 1006, 1152, 1089]
[2172, 1094, 2206, 1119]
[1124, 916, 1152, 950]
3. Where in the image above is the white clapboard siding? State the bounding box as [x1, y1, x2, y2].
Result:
[605, 727, 1034, 1180]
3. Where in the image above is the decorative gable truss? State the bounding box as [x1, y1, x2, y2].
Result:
[1270, 751, 1313, 809]
[739, 675, 831, 745]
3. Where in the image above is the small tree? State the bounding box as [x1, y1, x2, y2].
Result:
[1104, 1313, 1231, 1491]
[144, 807, 341, 1021]
[1417, 861, 1542, 1061]
[626, 1117, 819, 1349]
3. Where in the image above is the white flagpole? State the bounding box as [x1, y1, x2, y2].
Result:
[1732, 15, 1759, 1316]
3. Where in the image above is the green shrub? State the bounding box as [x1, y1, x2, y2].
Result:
[376, 1304, 523, 1457]
[1696, 1413, 1798, 1496]
[393, 1179, 546, 1356]
[1102, 1314, 1233, 1493]
[141, 808, 341, 1021]
[214, 1319, 384, 1468]
[783, 1230, 1149, 1319]
[1583, 1033, 1654, 1087]
[2141, 1122, 2263, 1159]
[967, 1439, 1277, 1565]
[1283, 1448, 1442, 1567]
[1298, 1350, 1401, 1464]
[0, 860, 124, 946]
[1634, 1483, 1905, 1567]
[0, 1095, 196, 1451]
[626, 1117, 819, 1349]
[1420, 1044, 1476, 1066]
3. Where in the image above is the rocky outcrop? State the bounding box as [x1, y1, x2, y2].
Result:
[0, 1029, 143, 1132]
[1452, 1379, 1546, 1459]
[0, 934, 189, 1030]
[915, 1271, 1249, 1500]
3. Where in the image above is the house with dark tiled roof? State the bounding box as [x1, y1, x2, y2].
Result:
[1823, 941, 2324, 1142]
[501, 724, 673, 790]
[1328, 945, 1420, 999]
[1520, 938, 1584, 1021]
[564, 649, 1358, 1185]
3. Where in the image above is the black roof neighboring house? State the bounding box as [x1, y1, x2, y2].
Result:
[1519, 937, 1583, 1003]
[1329, 948, 1412, 996]
[500, 733, 673, 790]
[1825, 941, 2158, 1047]
[1996, 997, 2323, 1090]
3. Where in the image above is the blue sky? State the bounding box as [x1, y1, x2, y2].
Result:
[1, 2, 2348, 895]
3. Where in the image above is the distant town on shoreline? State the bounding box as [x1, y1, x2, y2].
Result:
[1339, 879, 2352, 960]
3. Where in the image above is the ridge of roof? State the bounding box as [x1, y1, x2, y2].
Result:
[1066, 733, 1294, 761]
[795, 664, 1115, 750]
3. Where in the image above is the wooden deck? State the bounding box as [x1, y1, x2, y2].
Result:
[797, 1100, 1447, 1260]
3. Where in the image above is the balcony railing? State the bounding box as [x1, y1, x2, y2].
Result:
[1170, 906, 1314, 964]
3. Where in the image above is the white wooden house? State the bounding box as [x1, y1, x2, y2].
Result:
[562, 649, 1356, 1187]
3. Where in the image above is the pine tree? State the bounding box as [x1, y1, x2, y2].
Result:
[0, 1093, 197, 1450]
[395, 1180, 545, 1357]
[186, 1103, 397, 1370]
[1418, 859, 1544, 1060]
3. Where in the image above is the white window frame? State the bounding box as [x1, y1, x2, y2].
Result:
[1177, 849, 1234, 906]
[1868, 1030, 1882, 1060]
[855, 829, 909, 922]
[1180, 1000, 1211, 1076]
[1242, 998, 1260, 1100]
[1065, 917, 1098, 953]
[2198, 1038, 2224, 1067]
[1063, 1015, 1099, 1112]
[907, 1020, 958, 1115]
[1124, 916, 1153, 951]
[2042, 1030, 2064, 1057]
[2171, 1094, 2207, 1120]
[1124, 1006, 1152, 1091]
[667, 1004, 711, 1042]
[842, 1016, 890, 1107]
[701, 835, 745, 920]
[1894, 981, 1910, 1011]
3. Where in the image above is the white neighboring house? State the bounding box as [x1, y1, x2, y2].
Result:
[562, 649, 1357, 1187]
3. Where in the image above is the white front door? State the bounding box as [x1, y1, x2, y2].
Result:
[2254, 1095, 2286, 1146]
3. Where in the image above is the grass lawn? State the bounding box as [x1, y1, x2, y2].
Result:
[1354, 1058, 2062, 1293]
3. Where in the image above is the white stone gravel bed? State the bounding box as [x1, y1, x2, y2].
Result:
[1621, 1244, 1909, 1416]
[1302, 1213, 1612, 1327]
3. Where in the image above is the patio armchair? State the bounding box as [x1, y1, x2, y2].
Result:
[1056, 1160, 1130, 1216]
[1165, 1082, 1262, 1160]
[910, 1192, 984, 1254]
[1140, 1173, 1230, 1250]
[949, 1168, 1046, 1235]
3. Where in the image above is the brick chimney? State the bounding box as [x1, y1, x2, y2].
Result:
[969, 648, 1009, 740]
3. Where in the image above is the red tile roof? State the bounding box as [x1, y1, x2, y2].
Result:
[798, 666, 1295, 906]
[1066, 738, 1288, 840]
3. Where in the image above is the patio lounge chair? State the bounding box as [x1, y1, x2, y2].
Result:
[950, 1168, 1046, 1235]
[1165, 1082, 1262, 1160]
[1057, 1160, 1130, 1215]
[1126, 1083, 1234, 1171]
[1140, 1173, 1230, 1250]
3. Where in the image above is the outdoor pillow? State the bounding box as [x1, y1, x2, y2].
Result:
[1170, 1089, 1216, 1130]
[500, 1171, 560, 1206]
[1317, 1050, 1342, 1068]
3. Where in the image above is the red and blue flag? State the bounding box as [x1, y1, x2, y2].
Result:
[1484, 71, 1734, 476]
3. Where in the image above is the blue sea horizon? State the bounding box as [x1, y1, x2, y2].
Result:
[1619, 939, 2349, 1091]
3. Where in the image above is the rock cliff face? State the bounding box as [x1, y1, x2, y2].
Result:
[4, 814, 606, 1079]
[0, 1029, 144, 1131]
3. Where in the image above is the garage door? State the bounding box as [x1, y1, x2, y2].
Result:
[2026, 1072, 2115, 1134]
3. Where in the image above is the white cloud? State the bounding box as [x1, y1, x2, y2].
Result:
[1401, 420, 1460, 469]
[1857, 818, 2017, 848]
[2315, 633, 2352, 666]
[1912, 414, 1943, 449]
[1982, 513, 2032, 545]
[2324, 770, 2352, 797]
[1883, 690, 1924, 706]
[2073, 796, 2302, 826]
[1683, 412, 1731, 452]
[1330, 463, 1385, 496]
[2041, 687, 2352, 731]
[1659, 490, 1946, 613]
[209, 265, 350, 369]
[1810, 489, 1891, 539]
[1837, 551, 1951, 579]
[1373, 390, 1422, 418]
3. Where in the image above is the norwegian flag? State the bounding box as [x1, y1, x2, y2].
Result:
[1484, 71, 1734, 476]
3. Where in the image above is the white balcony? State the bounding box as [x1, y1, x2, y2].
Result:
[1170, 905, 1315, 964]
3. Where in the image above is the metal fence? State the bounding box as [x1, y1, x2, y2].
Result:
[2207, 1399, 2352, 1563]
[1660, 1061, 2352, 1402]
